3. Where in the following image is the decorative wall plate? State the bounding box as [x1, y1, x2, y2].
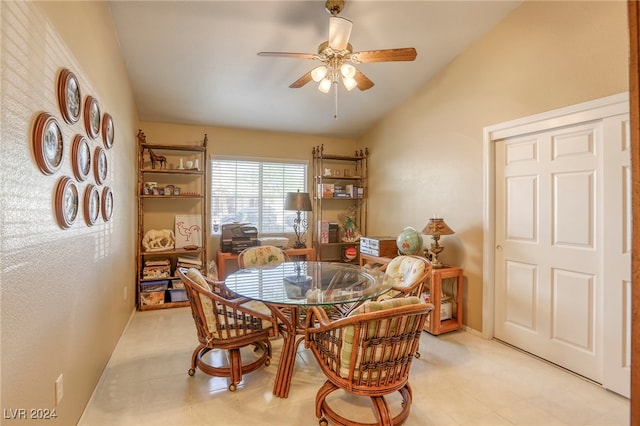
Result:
[57, 68, 81, 124]
[84, 184, 100, 226]
[94, 146, 108, 185]
[54, 176, 78, 229]
[84, 95, 100, 139]
[101, 186, 113, 221]
[102, 112, 114, 149]
[71, 135, 91, 181]
[33, 112, 64, 175]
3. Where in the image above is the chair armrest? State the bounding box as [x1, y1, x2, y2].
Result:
[190, 281, 274, 323]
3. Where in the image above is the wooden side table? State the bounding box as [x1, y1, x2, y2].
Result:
[424, 266, 463, 335]
[217, 247, 316, 279]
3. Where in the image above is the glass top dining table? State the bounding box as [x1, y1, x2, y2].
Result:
[224, 261, 392, 307]
[224, 261, 392, 398]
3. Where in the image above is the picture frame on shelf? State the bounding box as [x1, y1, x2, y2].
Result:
[33, 112, 64, 175]
[57, 68, 81, 124]
[175, 214, 202, 249]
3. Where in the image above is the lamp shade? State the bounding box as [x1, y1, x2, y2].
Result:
[285, 191, 312, 212]
[422, 218, 454, 236]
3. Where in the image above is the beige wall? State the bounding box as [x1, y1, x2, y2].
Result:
[1, 2, 138, 424]
[360, 0, 629, 332]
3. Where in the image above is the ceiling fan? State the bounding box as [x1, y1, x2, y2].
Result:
[257, 0, 417, 95]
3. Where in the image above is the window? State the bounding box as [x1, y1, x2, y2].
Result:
[210, 157, 307, 234]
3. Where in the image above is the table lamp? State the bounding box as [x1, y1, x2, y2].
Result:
[285, 190, 313, 248]
[422, 218, 455, 268]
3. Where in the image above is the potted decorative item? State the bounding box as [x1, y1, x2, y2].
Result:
[339, 205, 361, 243]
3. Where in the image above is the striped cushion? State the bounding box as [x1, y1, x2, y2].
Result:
[340, 296, 421, 378]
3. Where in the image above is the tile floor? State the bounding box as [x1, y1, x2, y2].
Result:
[79, 307, 630, 426]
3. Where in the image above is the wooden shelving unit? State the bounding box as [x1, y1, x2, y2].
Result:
[136, 133, 208, 311]
[312, 144, 368, 264]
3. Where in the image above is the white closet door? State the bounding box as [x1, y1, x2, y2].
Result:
[602, 114, 632, 397]
[495, 122, 603, 382]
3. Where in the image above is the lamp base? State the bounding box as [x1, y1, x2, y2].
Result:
[293, 241, 307, 249]
[431, 256, 445, 269]
[430, 241, 445, 268]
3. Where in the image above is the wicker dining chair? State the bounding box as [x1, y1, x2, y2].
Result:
[237, 245, 290, 268]
[177, 267, 274, 391]
[336, 255, 431, 318]
[305, 297, 434, 426]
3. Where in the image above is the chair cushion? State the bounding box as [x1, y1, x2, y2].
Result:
[187, 268, 217, 331]
[241, 246, 287, 267]
[340, 296, 421, 378]
[187, 267, 211, 290]
[384, 256, 426, 288]
[187, 268, 272, 338]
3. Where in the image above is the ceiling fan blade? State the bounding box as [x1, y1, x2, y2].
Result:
[328, 16, 353, 51]
[257, 52, 317, 60]
[353, 48, 417, 63]
[354, 70, 374, 91]
[289, 71, 313, 89]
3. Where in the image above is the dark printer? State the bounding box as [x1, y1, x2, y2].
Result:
[220, 223, 258, 253]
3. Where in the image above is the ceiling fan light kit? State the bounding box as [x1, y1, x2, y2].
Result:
[257, 0, 417, 117]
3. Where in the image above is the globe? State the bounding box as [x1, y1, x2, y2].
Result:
[396, 226, 423, 255]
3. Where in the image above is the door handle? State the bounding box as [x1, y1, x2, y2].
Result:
[496, 245, 503, 252]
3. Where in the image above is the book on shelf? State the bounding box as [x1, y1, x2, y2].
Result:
[145, 258, 170, 267]
[177, 255, 202, 266]
[143, 265, 171, 279]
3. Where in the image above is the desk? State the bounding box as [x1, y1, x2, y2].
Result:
[224, 261, 390, 398]
[217, 247, 315, 279]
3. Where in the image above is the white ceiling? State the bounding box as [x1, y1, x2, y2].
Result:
[109, 1, 521, 139]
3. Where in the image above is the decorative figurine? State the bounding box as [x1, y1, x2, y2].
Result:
[137, 129, 146, 144]
[147, 148, 167, 169]
[142, 229, 175, 251]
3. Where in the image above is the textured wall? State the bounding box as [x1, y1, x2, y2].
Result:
[0, 2, 138, 424]
[360, 0, 629, 332]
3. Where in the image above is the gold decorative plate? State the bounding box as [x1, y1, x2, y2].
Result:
[84, 184, 100, 226]
[33, 112, 64, 175]
[54, 176, 78, 229]
[57, 68, 81, 124]
[84, 95, 100, 139]
[71, 135, 91, 181]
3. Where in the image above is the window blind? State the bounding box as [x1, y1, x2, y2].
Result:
[210, 158, 307, 234]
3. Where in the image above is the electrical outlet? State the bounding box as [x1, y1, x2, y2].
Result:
[55, 374, 64, 405]
[124, 286, 128, 301]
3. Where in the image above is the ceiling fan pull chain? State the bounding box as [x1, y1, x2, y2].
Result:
[333, 80, 339, 119]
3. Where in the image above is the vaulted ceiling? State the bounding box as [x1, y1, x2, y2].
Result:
[109, 1, 521, 138]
